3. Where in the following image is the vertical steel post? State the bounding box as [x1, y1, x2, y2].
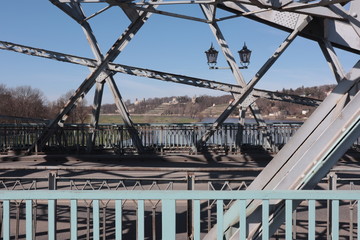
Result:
[48, 170, 58, 240]
[152, 206, 157, 240]
[15, 202, 20, 240]
[137, 200, 145, 240]
[292, 209, 297, 240]
[2, 200, 10, 240]
[102, 206, 106, 240]
[187, 172, 195, 239]
[0, 202, 2, 239]
[349, 182, 354, 240]
[26, 200, 33, 240]
[115, 200, 122, 240]
[71, 200, 78, 240]
[327, 172, 337, 240]
[87, 205, 91, 240]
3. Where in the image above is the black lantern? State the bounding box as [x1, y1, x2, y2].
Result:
[205, 43, 219, 67]
[238, 42, 251, 67]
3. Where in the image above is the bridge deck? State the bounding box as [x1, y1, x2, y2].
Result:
[0, 150, 359, 239]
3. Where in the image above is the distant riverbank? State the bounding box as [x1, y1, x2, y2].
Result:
[200, 117, 304, 124]
[98, 114, 304, 124]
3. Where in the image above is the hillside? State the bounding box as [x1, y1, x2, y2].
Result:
[100, 84, 335, 120]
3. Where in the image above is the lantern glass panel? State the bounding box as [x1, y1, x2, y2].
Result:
[205, 44, 219, 66]
[238, 43, 251, 66]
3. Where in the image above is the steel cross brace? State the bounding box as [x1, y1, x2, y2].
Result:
[51, 1, 146, 153]
[0, 41, 322, 107]
[27, 5, 152, 154]
[51, 1, 108, 153]
[197, 12, 312, 150]
[200, 3, 274, 150]
[219, 1, 360, 54]
[218, 0, 350, 19]
[319, 39, 346, 83]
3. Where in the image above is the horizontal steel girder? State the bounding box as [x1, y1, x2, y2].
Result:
[0, 41, 321, 107]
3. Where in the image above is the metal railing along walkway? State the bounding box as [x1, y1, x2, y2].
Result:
[0, 123, 302, 153]
[1, 190, 359, 240]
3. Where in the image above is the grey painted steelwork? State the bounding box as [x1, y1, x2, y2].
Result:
[0, 41, 322, 107]
[1, 0, 359, 239]
[0, 123, 304, 153]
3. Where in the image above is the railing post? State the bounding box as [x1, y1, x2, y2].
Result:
[48, 171, 58, 191]
[48, 170, 58, 240]
[137, 200, 145, 240]
[349, 182, 354, 240]
[187, 172, 195, 239]
[162, 199, 176, 240]
[292, 208, 297, 239]
[327, 172, 337, 240]
[0, 200, 2, 239]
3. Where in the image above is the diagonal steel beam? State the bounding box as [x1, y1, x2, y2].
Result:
[282, 0, 351, 11]
[197, 13, 312, 148]
[27, 8, 152, 153]
[318, 39, 346, 82]
[201, 3, 246, 86]
[0, 40, 322, 107]
[329, 3, 360, 38]
[237, 61, 360, 240]
[128, 5, 208, 22]
[219, 2, 360, 54]
[52, 1, 109, 153]
[64, 1, 146, 153]
[204, 44, 359, 240]
[201, 3, 274, 149]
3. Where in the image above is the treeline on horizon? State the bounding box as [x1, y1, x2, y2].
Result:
[102, 84, 335, 119]
[0, 83, 335, 123]
[0, 84, 88, 124]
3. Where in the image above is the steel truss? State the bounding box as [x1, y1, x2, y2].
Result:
[1, 0, 359, 239]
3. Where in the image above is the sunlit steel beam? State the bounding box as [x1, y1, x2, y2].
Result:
[26, 9, 152, 154]
[53, 1, 146, 153]
[197, 15, 312, 149]
[0, 40, 321, 108]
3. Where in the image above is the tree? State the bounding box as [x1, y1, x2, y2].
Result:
[11, 86, 48, 121]
[49, 90, 90, 123]
[0, 84, 14, 122]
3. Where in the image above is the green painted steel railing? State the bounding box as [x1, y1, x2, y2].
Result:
[1, 190, 359, 240]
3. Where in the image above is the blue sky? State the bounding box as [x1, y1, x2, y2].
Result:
[0, 1, 358, 104]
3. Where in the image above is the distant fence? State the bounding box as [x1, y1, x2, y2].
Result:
[0, 123, 306, 153]
[1, 121, 359, 154]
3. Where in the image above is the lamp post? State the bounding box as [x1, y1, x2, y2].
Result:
[205, 42, 251, 69]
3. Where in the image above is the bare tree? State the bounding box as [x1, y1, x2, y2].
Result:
[0, 84, 14, 122]
[49, 90, 90, 123]
[10, 85, 48, 121]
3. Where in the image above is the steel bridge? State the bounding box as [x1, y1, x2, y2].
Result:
[0, 0, 360, 239]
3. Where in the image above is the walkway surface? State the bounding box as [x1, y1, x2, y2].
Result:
[0, 150, 359, 239]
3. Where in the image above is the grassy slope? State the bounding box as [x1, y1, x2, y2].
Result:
[98, 114, 198, 124]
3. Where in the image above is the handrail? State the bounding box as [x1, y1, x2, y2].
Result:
[1, 190, 359, 240]
[0, 189, 359, 200]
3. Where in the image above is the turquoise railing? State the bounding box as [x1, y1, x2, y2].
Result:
[1, 190, 359, 240]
